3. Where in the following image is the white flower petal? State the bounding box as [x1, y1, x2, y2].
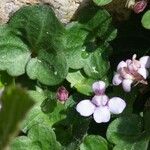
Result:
[117, 61, 127, 71]
[122, 79, 133, 92]
[92, 81, 106, 95]
[93, 106, 111, 123]
[139, 56, 150, 68]
[92, 95, 109, 107]
[76, 100, 96, 117]
[137, 67, 149, 79]
[108, 97, 126, 114]
[112, 73, 123, 85]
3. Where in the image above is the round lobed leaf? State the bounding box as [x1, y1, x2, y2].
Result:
[80, 135, 108, 150]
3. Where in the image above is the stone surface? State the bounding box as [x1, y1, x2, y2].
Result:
[0, 0, 89, 24]
[0, 0, 131, 24]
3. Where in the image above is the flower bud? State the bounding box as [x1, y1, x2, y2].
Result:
[56, 86, 69, 102]
[133, 0, 147, 13]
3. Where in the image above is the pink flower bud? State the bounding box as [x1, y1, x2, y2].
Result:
[133, 0, 147, 14]
[56, 86, 69, 102]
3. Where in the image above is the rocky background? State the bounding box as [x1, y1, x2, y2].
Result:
[0, 0, 131, 24]
[0, 0, 90, 24]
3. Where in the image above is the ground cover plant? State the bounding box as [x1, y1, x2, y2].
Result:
[0, 0, 150, 149]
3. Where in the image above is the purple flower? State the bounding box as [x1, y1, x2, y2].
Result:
[113, 54, 150, 92]
[56, 86, 69, 103]
[133, 0, 147, 14]
[76, 81, 126, 123]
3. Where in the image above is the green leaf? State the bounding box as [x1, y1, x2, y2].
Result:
[65, 46, 88, 70]
[41, 98, 57, 114]
[80, 135, 108, 150]
[22, 102, 51, 133]
[83, 45, 110, 79]
[27, 89, 47, 103]
[144, 101, 150, 134]
[23, 90, 66, 133]
[142, 10, 150, 29]
[113, 138, 149, 150]
[0, 71, 13, 87]
[0, 86, 34, 149]
[0, 26, 31, 76]
[66, 70, 95, 96]
[11, 136, 32, 150]
[9, 5, 65, 52]
[22, 90, 50, 133]
[9, 5, 68, 85]
[64, 8, 115, 73]
[93, 0, 112, 6]
[11, 124, 61, 150]
[106, 114, 149, 150]
[65, 22, 88, 49]
[26, 50, 68, 85]
[107, 114, 143, 144]
[52, 102, 90, 149]
[48, 102, 67, 125]
[77, 7, 117, 41]
[64, 22, 89, 69]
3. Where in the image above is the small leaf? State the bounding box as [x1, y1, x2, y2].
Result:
[66, 70, 95, 96]
[77, 7, 117, 41]
[106, 114, 149, 150]
[65, 46, 88, 70]
[107, 114, 143, 144]
[80, 135, 108, 150]
[48, 102, 67, 125]
[0, 86, 34, 149]
[53, 104, 90, 149]
[113, 138, 149, 150]
[83, 45, 110, 79]
[142, 10, 150, 29]
[93, 0, 112, 6]
[9, 5, 65, 52]
[65, 22, 88, 49]
[9, 5, 68, 85]
[11, 124, 61, 150]
[41, 98, 57, 114]
[22, 90, 50, 133]
[26, 50, 68, 86]
[143, 102, 150, 133]
[0, 26, 31, 76]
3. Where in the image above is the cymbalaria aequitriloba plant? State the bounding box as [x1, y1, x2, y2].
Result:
[1, 4, 150, 150]
[76, 81, 126, 123]
[113, 54, 150, 92]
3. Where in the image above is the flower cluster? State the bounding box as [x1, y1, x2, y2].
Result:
[113, 54, 150, 92]
[76, 81, 126, 123]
